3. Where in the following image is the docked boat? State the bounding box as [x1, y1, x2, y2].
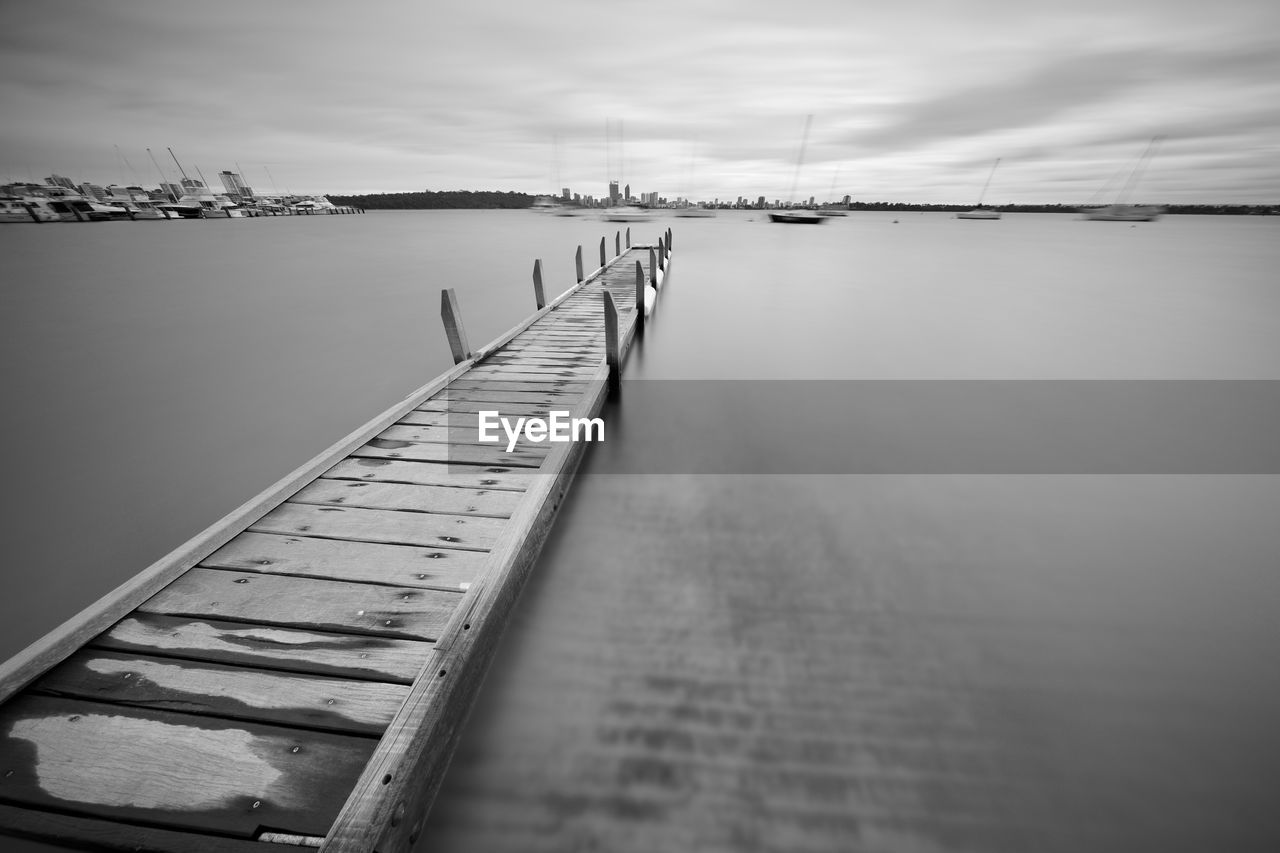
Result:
[1079, 204, 1164, 222]
[768, 209, 826, 224]
[956, 207, 1002, 220]
[0, 196, 60, 223]
[956, 158, 1003, 220]
[600, 205, 655, 222]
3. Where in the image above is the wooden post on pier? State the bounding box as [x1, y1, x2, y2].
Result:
[649, 247, 657, 286]
[615, 231, 621, 257]
[635, 261, 646, 331]
[599, 237, 606, 269]
[532, 259, 545, 310]
[626, 227, 631, 249]
[667, 228, 673, 251]
[658, 237, 666, 272]
[603, 291, 620, 396]
[440, 288, 472, 364]
[575, 245, 584, 283]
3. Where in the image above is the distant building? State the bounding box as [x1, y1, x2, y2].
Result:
[561, 187, 570, 200]
[757, 196, 766, 208]
[219, 170, 254, 201]
[608, 181, 619, 205]
[624, 183, 630, 202]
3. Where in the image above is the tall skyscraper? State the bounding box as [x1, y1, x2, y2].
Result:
[608, 181, 619, 205]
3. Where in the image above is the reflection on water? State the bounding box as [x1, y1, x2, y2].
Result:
[2, 212, 1279, 851]
[424, 474, 1280, 852]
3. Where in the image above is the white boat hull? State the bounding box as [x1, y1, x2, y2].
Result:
[956, 209, 1002, 220]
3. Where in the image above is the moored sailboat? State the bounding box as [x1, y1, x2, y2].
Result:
[956, 158, 1003, 220]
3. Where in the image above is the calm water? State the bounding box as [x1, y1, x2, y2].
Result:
[2, 211, 1278, 852]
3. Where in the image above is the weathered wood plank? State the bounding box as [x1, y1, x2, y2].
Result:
[0, 694, 373, 838]
[252, 503, 504, 552]
[92, 614, 430, 684]
[31, 649, 409, 736]
[322, 458, 533, 492]
[139, 568, 462, 641]
[0, 802, 275, 853]
[353, 437, 546, 468]
[434, 390, 585, 407]
[292, 479, 522, 518]
[203, 531, 486, 591]
[445, 378, 591, 392]
[377, 424, 559, 454]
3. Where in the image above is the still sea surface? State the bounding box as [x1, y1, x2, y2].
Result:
[1, 210, 1278, 852]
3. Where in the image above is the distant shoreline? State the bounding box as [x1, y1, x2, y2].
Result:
[325, 191, 1277, 216]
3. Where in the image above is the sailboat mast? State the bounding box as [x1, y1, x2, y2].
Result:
[976, 157, 1001, 206]
[787, 114, 813, 206]
[167, 148, 191, 182]
[1117, 136, 1162, 205]
[147, 148, 177, 201]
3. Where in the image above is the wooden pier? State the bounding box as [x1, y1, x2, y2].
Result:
[0, 227, 673, 851]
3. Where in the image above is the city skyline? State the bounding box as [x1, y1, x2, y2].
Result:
[2, 1, 1278, 205]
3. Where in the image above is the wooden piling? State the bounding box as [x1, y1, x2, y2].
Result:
[658, 237, 666, 271]
[635, 261, 645, 330]
[603, 291, 620, 396]
[440, 288, 471, 364]
[532, 259, 545, 310]
[649, 247, 657, 286]
[626, 227, 631, 249]
[575, 245, 584, 283]
[615, 231, 621, 257]
[599, 237, 606, 269]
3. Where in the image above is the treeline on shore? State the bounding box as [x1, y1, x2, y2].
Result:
[325, 190, 1275, 216]
[327, 190, 534, 209]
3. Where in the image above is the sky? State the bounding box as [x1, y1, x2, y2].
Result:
[2, 0, 1278, 204]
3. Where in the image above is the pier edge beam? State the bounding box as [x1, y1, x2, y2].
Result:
[440, 288, 472, 364]
[532, 259, 545, 310]
[575, 245, 584, 283]
[603, 291, 620, 396]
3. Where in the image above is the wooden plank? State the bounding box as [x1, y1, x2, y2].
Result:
[292, 479, 522, 518]
[92, 614, 430, 684]
[322, 457, 533, 491]
[352, 437, 546, 468]
[378, 424, 558, 454]
[0, 802, 274, 853]
[251, 503, 504, 552]
[139, 568, 462, 641]
[445, 378, 591, 392]
[320, 362, 613, 853]
[434, 389, 585, 405]
[31, 649, 409, 736]
[0, 694, 373, 838]
[203, 531, 486, 591]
